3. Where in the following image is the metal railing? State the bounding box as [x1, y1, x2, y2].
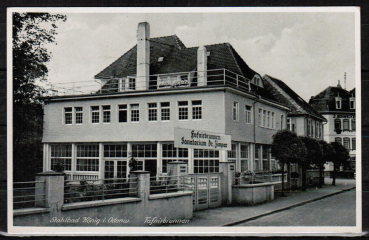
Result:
[233, 172, 287, 185]
[150, 175, 194, 195]
[64, 177, 138, 204]
[13, 181, 46, 209]
[45, 68, 252, 97]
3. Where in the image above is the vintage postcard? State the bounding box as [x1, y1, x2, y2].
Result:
[7, 7, 361, 236]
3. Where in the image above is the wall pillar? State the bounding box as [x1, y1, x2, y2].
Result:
[129, 171, 150, 203]
[35, 171, 64, 216]
[219, 161, 235, 205]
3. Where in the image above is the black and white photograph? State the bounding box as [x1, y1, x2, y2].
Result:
[8, 7, 361, 235]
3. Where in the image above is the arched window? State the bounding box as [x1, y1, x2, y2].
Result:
[335, 97, 342, 109]
[343, 119, 350, 131]
[334, 119, 341, 131]
[335, 137, 342, 144]
[343, 137, 350, 149]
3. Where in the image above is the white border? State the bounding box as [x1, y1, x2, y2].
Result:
[7, 6, 362, 236]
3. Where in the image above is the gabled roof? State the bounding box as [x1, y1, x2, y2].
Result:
[309, 86, 355, 112]
[263, 75, 327, 121]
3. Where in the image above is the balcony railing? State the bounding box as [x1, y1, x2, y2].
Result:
[45, 69, 252, 97]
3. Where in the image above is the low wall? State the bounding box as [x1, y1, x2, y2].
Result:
[14, 170, 193, 227]
[232, 183, 274, 206]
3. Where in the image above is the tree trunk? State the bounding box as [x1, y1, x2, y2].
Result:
[318, 163, 323, 188]
[302, 164, 307, 191]
[287, 162, 291, 191]
[332, 163, 336, 186]
[281, 162, 285, 196]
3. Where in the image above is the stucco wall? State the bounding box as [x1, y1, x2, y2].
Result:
[43, 90, 226, 143]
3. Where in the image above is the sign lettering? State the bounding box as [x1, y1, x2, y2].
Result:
[174, 128, 231, 150]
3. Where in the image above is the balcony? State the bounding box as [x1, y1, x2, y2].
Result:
[44, 69, 252, 97]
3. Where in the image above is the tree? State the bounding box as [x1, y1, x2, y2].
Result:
[299, 137, 323, 191]
[272, 130, 307, 194]
[13, 13, 66, 181]
[317, 140, 335, 188]
[330, 142, 350, 185]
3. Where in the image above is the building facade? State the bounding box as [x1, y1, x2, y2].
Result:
[42, 22, 290, 180]
[309, 82, 356, 171]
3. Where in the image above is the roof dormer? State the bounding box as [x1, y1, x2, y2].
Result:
[335, 95, 342, 109]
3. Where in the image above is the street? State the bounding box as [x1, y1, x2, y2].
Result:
[235, 190, 356, 226]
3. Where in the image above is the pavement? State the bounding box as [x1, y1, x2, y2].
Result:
[179, 178, 356, 227]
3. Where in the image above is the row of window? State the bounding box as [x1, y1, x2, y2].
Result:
[306, 119, 322, 139]
[232, 102, 252, 123]
[335, 97, 355, 110]
[63, 100, 202, 125]
[334, 119, 356, 132]
[258, 108, 279, 129]
[335, 137, 356, 151]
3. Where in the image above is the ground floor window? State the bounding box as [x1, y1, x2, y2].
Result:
[161, 143, 188, 173]
[262, 145, 270, 171]
[240, 144, 249, 172]
[50, 144, 72, 171]
[76, 144, 99, 172]
[194, 149, 219, 173]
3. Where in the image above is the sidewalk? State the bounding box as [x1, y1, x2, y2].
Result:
[179, 178, 356, 226]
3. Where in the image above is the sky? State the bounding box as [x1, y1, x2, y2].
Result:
[44, 10, 357, 101]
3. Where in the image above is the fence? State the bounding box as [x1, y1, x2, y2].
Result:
[149, 175, 194, 195]
[45, 68, 252, 97]
[13, 181, 46, 209]
[64, 177, 138, 204]
[233, 172, 287, 185]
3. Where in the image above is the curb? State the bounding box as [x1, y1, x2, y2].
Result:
[223, 186, 356, 226]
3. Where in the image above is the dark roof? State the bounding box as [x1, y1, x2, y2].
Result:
[309, 86, 355, 112]
[263, 75, 326, 121]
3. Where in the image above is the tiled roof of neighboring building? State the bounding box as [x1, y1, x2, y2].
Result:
[309, 86, 355, 112]
[263, 75, 326, 121]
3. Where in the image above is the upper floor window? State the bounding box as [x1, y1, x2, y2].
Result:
[352, 119, 356, 131]
[315, 122, 319, 138]
[118, 104, 127, 123]
[128, 77, 136, 90]
[178, 101, 188, 120]
[307, 119, 311, 136]
[161, 102, 170, 121]
[343, 119, 349, 131]
[267, 111, 270, 128]
[280, 115, 284, 130]
[75, 107, 83, 124]
[130, 104, 139, 122]
[148, 103, 157, 122]
[334, 119, 341, 131]
[233, 102, 239, 121]
[271, 112, 274, 129]
[263, 110, 266, 126]
[343, 137, 350, 149]
[245, 105, 252, 124]
[352, 138, 356, 150]
[102, 105, 111, 123]
[287, 118, 291, 131]
[258, 109, 262, 126]
[64, 107, 72, 124]
[119, 78, 126, 92]
[91, 106, 100, 123]
[350, 97, 355, 109]
[192, 100, 202, 120]
[335, 97, 342, 109]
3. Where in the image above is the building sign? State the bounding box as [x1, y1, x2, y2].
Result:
[174, 128, 231, 151]
[333, 114, 355, 119]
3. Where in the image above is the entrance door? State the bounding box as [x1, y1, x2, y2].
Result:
[145, 160, 157, 177]
[192, 173, 222, 211]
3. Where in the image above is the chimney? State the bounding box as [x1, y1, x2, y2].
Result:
[337, 80, 342, 88]
[136, 22, 150, 90]
[197, 46, 207, 86]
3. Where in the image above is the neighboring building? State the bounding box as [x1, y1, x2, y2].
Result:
[42, 22, 290, 180]
[309, 81, 356, 171]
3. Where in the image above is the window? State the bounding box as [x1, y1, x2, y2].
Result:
[263, 110, 266, 126]
[280, 115, 284, 130]
[178, 101, 188, 120]
[50, 144, 72, 171]
[161, 143, 188, 173]
[315, 122, 319, 138]
[227, 143, 237, 162]
[254, 144, 260, 171]
[267, 111, 270, 128]
[233, 102, 239, 121]
[104, 144, 128, 158]
[343, 119, 349, 131]
[287, 118, 291, 131]
[76, 144, 99, 172]
[335, 137, 342, 144]
[245, 105, 252, 123]
[129, 77, 136, 90]
[271, 112, 274, 128]
[120, 79, 126, 92]
[350, 98, 355, 109]
[130, 104, 139, 122]
[91, 106, 100, 123]
[192, 100, 202, 120]
[102, 105, 111, 123]
[194, 149, 219, 173]
[262, 145, 269, 171]
[148, 103, 157, 121]
[343, 137, 350, 149]
[240, 144, 249, 172]
[334, 119, 341, 131]
[64, 107, 72, 124]
[132, 143, 157, 158]
[258, 109, 262, 126]
[118, 104, 127, 123]
[160, 102, 170, 121]
[351, 119, 356, 131]
[75, 107, 83, 124]
[336, 97, 342, 109]
[307, 119, 311, 136]
[352, 138, 356, 150]
[310, 120, 314, 137]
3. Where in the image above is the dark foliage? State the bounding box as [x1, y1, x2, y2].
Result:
[330, 141, 350, 185]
